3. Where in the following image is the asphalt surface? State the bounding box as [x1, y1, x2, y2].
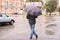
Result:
[0, 15, 60, 40]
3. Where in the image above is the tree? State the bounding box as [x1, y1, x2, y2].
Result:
[57, 7, 60, 14]
[44, 0, 58, 15]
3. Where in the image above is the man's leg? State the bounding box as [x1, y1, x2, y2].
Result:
[33, 31, 38, 39]
[30, 24, 38, 39]
[30, 24, 35, 39]
[33, 25, 38, 39]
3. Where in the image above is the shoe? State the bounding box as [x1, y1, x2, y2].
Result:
[30, 37, 32, 39]
[36, 35, 38, 39]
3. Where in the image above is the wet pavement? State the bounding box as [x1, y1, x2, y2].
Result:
[0, 15, 60, 40]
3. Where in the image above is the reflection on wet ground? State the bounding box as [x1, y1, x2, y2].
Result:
[45, 16, 60, 36]
[45, 16, 56, 24]
[0, 24, 15, 37]
[46, 24, 57, 28]
[0, 15, 60, 40]
[45, 30, 54, 35]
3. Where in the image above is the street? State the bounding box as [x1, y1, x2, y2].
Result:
[0, 14, 60, 40]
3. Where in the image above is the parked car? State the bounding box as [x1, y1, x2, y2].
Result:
[0, 13, 15, 25]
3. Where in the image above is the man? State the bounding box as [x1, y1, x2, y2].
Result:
[26, 13, 38, 39]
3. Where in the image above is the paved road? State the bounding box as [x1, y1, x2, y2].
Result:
[0, 15, 60, 40]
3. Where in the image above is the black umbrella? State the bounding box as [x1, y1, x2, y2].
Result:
[25, 6, 42, 16]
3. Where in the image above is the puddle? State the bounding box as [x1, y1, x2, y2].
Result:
[46, 24, 57, 28]
[45, 30, 54, 35]
[45, 16, 56, 24]
[45, 21, 50, 24]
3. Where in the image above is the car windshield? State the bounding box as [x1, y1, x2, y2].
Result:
[0, 13, 2, 17]
[2, 14, 9, 17]
[0, 14, 2, 17]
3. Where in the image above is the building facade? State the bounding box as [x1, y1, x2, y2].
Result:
[0, 0, 24, 14]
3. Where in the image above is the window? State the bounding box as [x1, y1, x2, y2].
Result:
[2, 14, 8, 17]
[0, 14, 2, 17]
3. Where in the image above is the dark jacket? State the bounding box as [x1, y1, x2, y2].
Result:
[27, 14, 37, 19]
[26, 14, 37, 24]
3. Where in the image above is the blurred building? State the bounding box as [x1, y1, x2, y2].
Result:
[0, 0, 24, 14]
[26, 2, 43, 7]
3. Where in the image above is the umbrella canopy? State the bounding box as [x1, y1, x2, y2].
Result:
[25, 6, 42, 16]
[24, 6, 33, 12]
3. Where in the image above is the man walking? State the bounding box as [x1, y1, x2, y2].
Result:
[26, 13, 38, 39]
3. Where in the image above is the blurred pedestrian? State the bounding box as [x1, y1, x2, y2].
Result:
[26, 6, 42, 39]
[26, 13, 38, 39]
